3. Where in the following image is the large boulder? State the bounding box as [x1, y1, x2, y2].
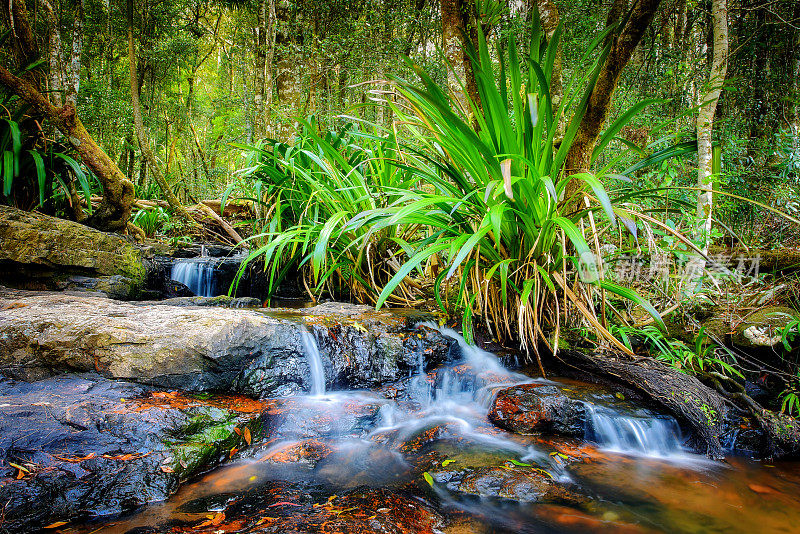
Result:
[489, 383, 587, 437]
[0, 374, 265, 532]
[0, 288, 453, 397]
[0, 205, 147, 298]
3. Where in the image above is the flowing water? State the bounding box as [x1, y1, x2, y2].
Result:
[170, 257, 219, 297]
[67, 322, 800, 534]
[300, 329, 326, 397]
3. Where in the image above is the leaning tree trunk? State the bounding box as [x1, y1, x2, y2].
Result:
[562, 0, 662, 203]
[0, 66, 134, 231]
[127, 23, 192, 222]
[694, 0, 728, 253]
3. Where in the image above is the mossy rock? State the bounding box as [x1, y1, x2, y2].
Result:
[0, 205, 146, 291]
[733, 306, 800, 348]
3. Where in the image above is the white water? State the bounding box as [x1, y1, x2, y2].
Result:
[300, 329, 326, 396]
[170, 258, 218, 297]
[584, 403, 685, 457]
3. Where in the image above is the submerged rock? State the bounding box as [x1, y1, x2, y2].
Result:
[0, 374, 264, 532]
[0, 288, 452, 396]
[160, 483, 444, 534]
[155, 295, 262, 307]
[430, 464, 582, 504]
[489, 384, 587, 437]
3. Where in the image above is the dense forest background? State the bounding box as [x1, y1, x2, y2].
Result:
[2, 0, 798, 246]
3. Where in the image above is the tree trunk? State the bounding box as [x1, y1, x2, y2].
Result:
[536, 0, 563, 138]
[66, 0, 85, 106]
[695, 0, 728, 254]
[253, 0, 267, 140]
[563, 0, 662, 197]
[0, 66, 134, 231]
[127, 15, 192, 222]
[441, 0, 469, 114]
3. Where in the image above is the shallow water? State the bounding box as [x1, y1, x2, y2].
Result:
[62, 326, 800, 534]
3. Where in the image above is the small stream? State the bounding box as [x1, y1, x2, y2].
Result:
[64, 319, 800, 533]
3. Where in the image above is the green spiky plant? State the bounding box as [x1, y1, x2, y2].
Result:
[230, 120, 427, 303]
[338, 20, 668, 369]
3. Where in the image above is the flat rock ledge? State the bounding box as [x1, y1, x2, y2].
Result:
[0, 288, 454, 397]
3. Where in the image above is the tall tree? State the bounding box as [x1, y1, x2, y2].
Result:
[694, 0, 728, 253]
[127, 0, 192, 222]
[563, 0, 662, 199]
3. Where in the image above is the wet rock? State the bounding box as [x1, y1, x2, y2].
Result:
[172, 484, 444, 534]
[0, 206, 148, 297]
[155, 295, 262, 307]
[0, 289, 453, 396]
[0, 374, 264, 532]
[54, 274, 140, 300]
[489, 384, 587, 437]
[259, 395, 387, 440]
[430, 464, 581, 503]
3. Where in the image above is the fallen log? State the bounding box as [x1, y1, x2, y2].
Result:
[189, 203, 244, 245]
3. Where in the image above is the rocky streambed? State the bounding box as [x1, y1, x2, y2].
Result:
[2, 288, 800, 533]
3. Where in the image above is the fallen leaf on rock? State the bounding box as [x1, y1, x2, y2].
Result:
[54, 453, 96, 463]
[43, 521, 68, 529]
[160, 465, 174, 473]
[244, 427, 252, 445]
[101, 452, 150, 461]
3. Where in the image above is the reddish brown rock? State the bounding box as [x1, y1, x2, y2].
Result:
[489, 384, 586, 437]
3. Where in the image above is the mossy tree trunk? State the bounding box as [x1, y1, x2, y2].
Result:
[0, 65, 135, 232]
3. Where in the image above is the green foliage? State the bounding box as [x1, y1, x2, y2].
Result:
[780, 376, 800, 418]
[352, 21, 665, 349]
[0, 115, 94, 212]
[132, 207, 171, 237]
[612, 324, 743, 379]
[231, 120, 422, 302]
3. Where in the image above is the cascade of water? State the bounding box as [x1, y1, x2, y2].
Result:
[170, 259, 218, 297]
[584, 403, 684, 456]
[300, 329, 326, 396]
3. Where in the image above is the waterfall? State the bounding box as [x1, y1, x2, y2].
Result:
[584, 403, 684, 456]
[170, 258, 219, 297]
[300, 329, 326, 396]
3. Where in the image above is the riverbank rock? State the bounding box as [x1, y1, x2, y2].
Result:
[489, 384, 587, 437]
[0, 205, 147, 298]
[732, 306, 800, 349]
[0, 288, 452, 396]
[0, 374, 264, 532]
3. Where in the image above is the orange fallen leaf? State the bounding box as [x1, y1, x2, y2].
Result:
[234, 427, 242, 435]
[15, 469, 24, 479]
[211, 512, 225, 526]
[229, 447, 238, 458]
[54, 453, 96, 463]
[101, 452, 150, 461]
[160, 465, 174, 473]
[43, 521, 68, 529]
[749, 483, 778, 494]
[244, 427, 252, 445]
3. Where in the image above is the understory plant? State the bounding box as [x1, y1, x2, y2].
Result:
[231, 121, 425, 302]
[344, 21, 667, 367]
